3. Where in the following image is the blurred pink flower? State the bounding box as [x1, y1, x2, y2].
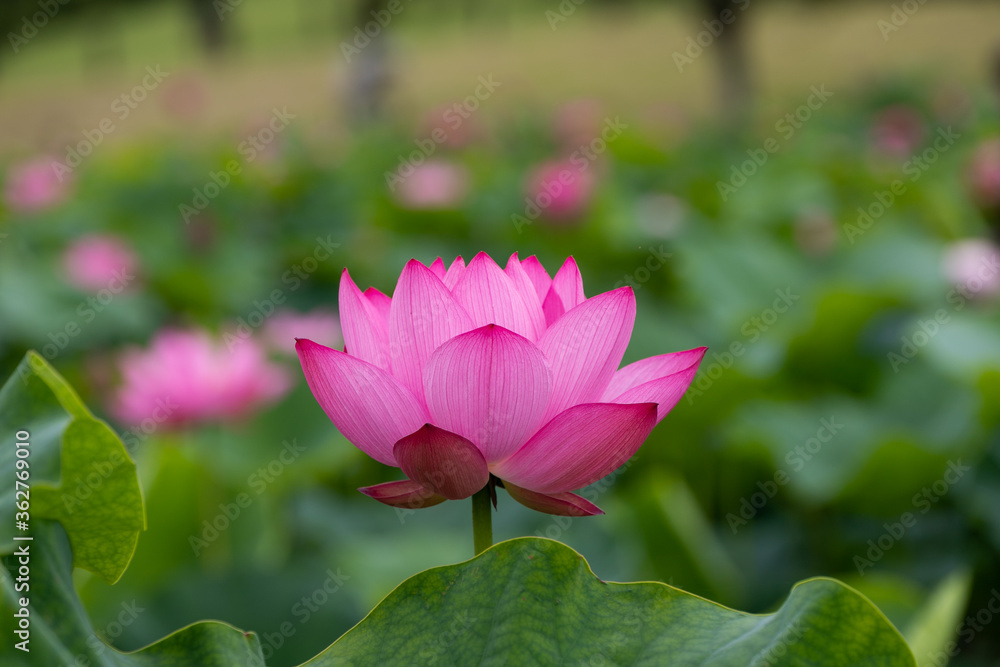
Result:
[393, 160, 469, 210]
[62, 235, 139, 292]
[296, 253, 704, 516]
[263, 309, 342, 354]
[869, 105, 925, 159]
[967, 138, 1000, 211]
[943, 239, 1000, 299]
[112, 329, 291, 427]
[3, 157, 71, 213]
[526, 160, 596, 222]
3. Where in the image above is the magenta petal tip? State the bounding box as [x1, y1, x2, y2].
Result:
[358, 479, 446, 509]
[503, 481, 605, 516]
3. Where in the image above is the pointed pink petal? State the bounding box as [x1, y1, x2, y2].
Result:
[358, 479, 446, 509]
[538, 286, 636, 423]
[552, 256, 586, 305]
[505, 253, 547, 339]
[364, 287, 392, 326]
[452, 252, 535, 339]
[389, 260, 474, 403]
[339, 269, 390, 369]
[393, 424, 489, 499]
[542, 288, 567, 326]
[609, 357, 704, 423]
[520, 255, 552, 303]
[602, 348, 706, 408]
[296, 339, 429, 466]
[503, 482, 604, 516]
[424, 324, 552, 463]
[492, 402, 656, 494]
[428, 257, 447, 279]
[443, 255, 466, 290]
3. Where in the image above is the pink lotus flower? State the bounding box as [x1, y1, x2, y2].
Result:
[526, 160, 595, 222]
[393, 160, 469, 210]
[113, 328, 291, 427]
[3, 157, 71, 213]
[263, 308, 342, 354]
[942, 239, 1000, 299]
[296, 253, 704, 516]
[62, 235, 138, 292]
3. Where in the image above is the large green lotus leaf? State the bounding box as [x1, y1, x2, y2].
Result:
[0, 352, 144, 583]
[0, 520, 265, 666]
[306, 537, 916, 666]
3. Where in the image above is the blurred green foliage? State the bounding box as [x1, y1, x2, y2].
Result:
[1, 74, 999, 665]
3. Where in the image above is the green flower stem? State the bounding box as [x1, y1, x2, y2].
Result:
[472, 485, 493, 556]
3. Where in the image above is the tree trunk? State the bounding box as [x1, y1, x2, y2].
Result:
[704, 0, 752, 127]
[189, 0, 226, 56]
[346, 0, 392, 124]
